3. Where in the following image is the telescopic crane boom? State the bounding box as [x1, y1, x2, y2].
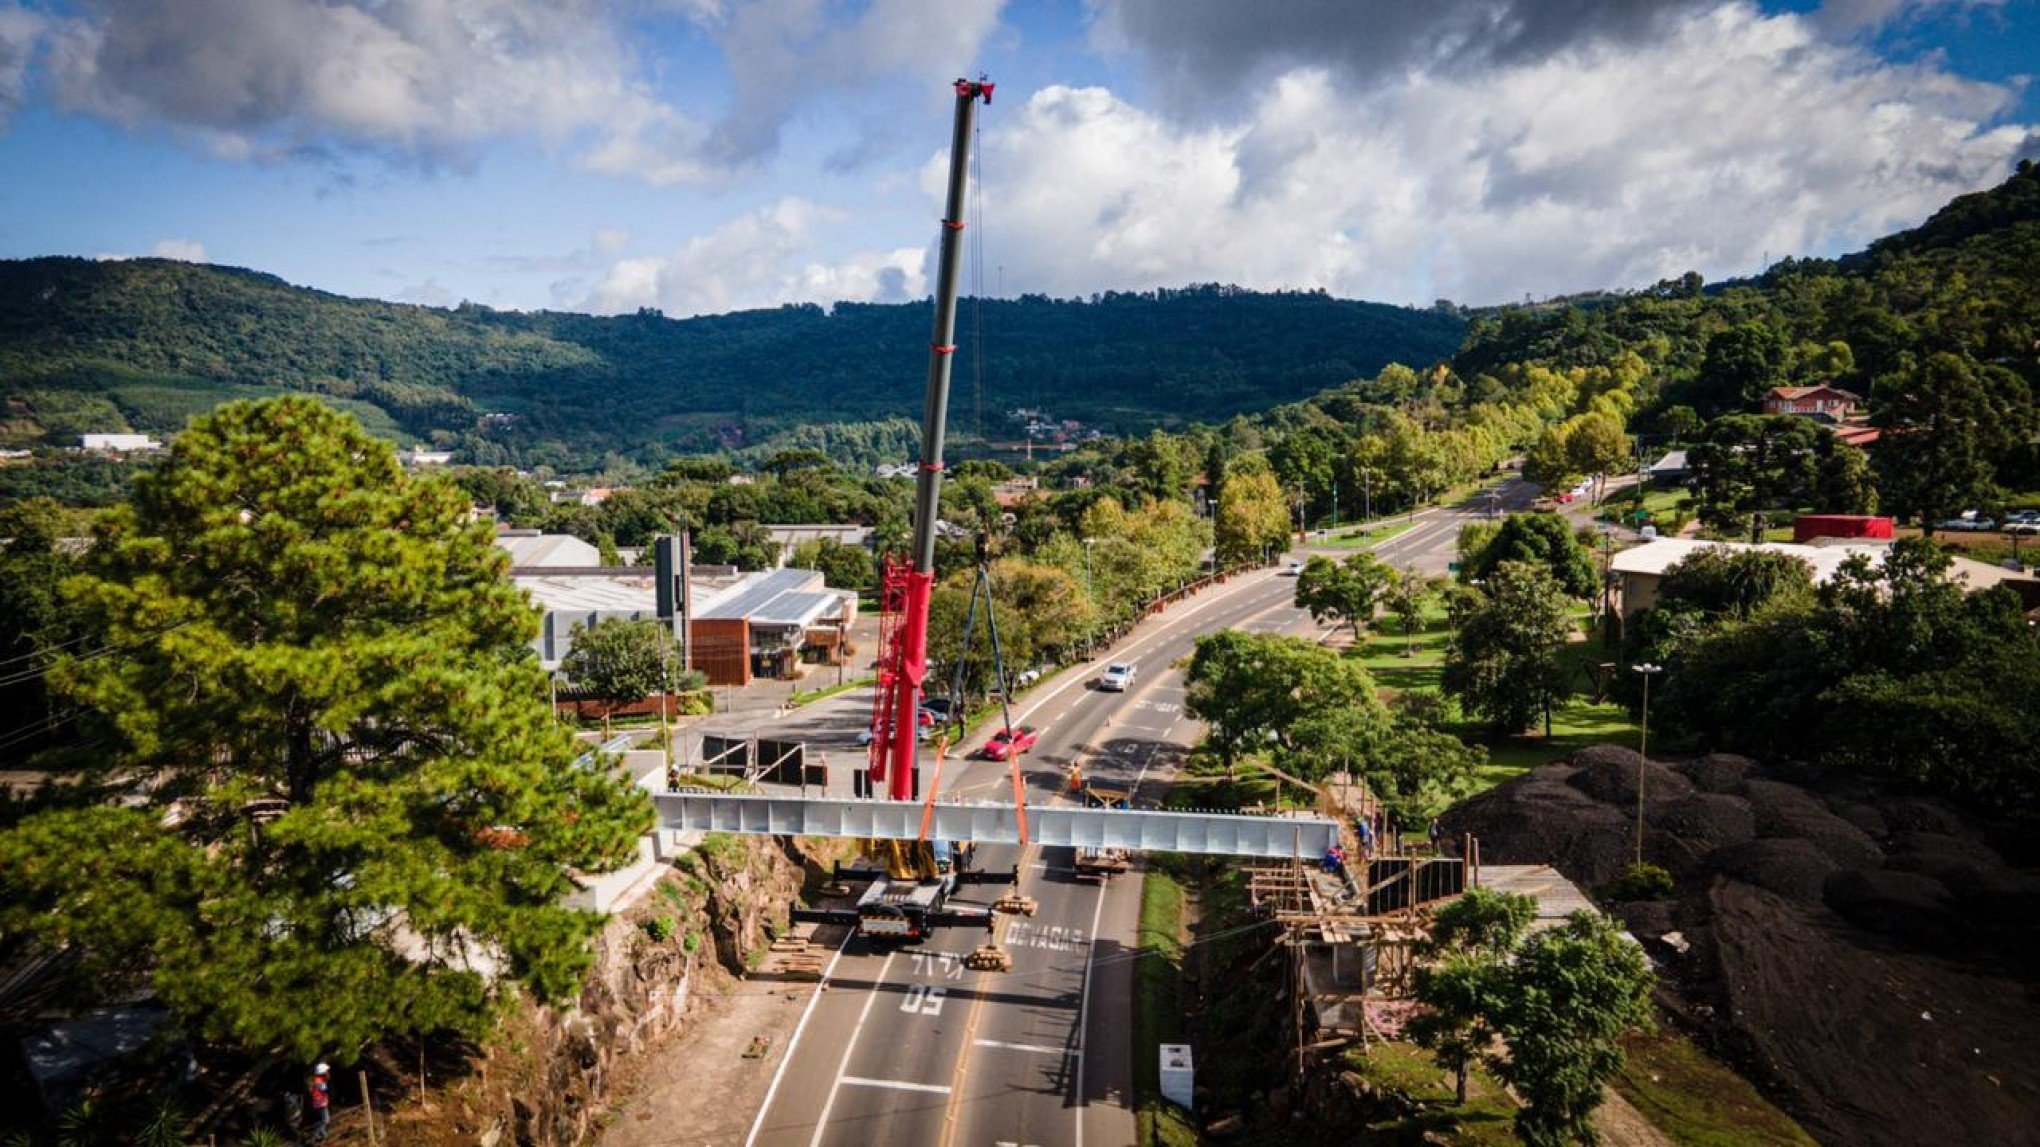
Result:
[872, 76, 993, 803]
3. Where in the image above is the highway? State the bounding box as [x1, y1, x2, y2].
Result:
[738, 483, 1524, 1147]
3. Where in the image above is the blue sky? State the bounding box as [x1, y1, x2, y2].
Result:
[0, 1, 2032, 315]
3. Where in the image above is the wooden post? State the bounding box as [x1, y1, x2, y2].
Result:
[358, 1070, 378, 1146]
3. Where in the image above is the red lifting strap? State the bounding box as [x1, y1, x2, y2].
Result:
[943, 220, 965, 231]
[932, 344, 957, 354]
[921, 461, 945, 473]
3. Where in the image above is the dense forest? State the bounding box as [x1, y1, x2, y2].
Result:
[0, 261, 1464, 469]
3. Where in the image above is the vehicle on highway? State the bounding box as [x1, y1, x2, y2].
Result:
[1283, 558, 1304, 575]
[980, 725, 1039, 761]
[1937, 514, 1996, 532]
[856, 720, 929, 746]
[1099, 662, 1137, 691]
[1074, 846, 1131, 880]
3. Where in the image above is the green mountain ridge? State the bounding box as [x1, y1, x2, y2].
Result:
[0, 259, 1465, 469]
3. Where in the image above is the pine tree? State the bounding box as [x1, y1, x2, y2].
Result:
[0, 397, 652, 1065]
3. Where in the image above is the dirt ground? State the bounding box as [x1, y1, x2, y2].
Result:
[598, 967, 826, 1147]
[1444, 747, 2040, 1147]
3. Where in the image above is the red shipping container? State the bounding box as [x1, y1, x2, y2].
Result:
[1792, 515, 1895, 543]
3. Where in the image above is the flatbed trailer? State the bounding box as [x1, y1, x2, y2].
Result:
[1073, 846, 1131, 880]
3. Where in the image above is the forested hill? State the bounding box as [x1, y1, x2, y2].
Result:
[0, 260, 1465, 468]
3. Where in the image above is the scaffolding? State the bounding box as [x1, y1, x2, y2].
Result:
[1239, 773, 1482, 1070]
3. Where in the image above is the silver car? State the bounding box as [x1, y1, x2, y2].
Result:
[1099, 663, 1136, 692]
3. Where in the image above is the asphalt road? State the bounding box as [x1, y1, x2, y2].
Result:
[739, 486, 1530, 1147]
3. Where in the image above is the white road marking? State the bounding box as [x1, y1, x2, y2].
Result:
[975, 1039, 1081, 1057]
[744, 929, 855, 1147]
[840, 1076, 954, 1095]
[1071, 877, 1111, 1147]
[809, 950, 897, 1147]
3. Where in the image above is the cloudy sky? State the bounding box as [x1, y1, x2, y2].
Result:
[0, 0, 2033, 316]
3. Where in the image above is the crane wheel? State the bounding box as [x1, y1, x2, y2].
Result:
[993, 895, 1038, 917]
[966, 944, 1014, 973]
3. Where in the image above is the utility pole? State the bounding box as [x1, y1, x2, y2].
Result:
[1632, 662, 1662, 865]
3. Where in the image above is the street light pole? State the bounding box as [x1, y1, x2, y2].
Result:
[1632, 662, 1663, 865]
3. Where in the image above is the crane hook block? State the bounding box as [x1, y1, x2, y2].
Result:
[955, 77, 994, 104]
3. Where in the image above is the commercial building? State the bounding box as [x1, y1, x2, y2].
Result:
[511, 558, 856, 687]
[1611, 536, 2031, 619]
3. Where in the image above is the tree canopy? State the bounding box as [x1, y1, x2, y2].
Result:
[0, 397, 652, 1064]
[1442, 561, 1576, 735]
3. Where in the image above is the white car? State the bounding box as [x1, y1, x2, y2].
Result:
[1099, 663, 1137, 692]
[1283, 559, 1304, 576]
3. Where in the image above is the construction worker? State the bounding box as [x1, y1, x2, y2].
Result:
[307, 1062, 331, 1142]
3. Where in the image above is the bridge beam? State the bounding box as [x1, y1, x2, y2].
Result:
[654, 792, 1341, 860]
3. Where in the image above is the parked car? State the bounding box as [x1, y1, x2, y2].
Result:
[1283, 559, 1304, 576]
[920, 696, 957, 722]
[2005, 518, 2040, 536]
[1099, 662, 1137, 692]
[980, 725, 1040, 761]
[1937, 515, 1996, 532]
[857, 721, 928, 746]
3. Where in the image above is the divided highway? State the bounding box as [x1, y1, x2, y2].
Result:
[741, 486, 1519, 1147]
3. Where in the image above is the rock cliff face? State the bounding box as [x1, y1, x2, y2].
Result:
[1440, 748, 2040, 1147]
[383, 834, 821, 1147]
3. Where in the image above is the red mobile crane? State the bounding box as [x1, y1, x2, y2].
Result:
[868, 77, 994, 803]
[792, 78, 1024, 966]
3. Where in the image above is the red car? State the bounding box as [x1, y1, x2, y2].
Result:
[980, 725, 1039, 761]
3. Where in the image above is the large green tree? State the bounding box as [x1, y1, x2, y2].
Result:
[1185, 631, 1378, 769]
[1442, 561, 1575, 735]
[0, 398, 651, 1065]
[1214, 460, 1293, 565]
[1410, 888, 1536, 1104]
[563, 617, 672, 733]
[1491, 912, 1656, 1147]
[1872, 352, 2025, 531]
[1293, 552, 1393, 639]
[1687, 414, 1821, 544]
[1463, 513, 1598, 599]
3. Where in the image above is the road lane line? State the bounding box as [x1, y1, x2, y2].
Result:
[1071, 875, 1111, 1147]
[975, 1039, 1081, 1056]
[840, 1076, 954, 1094]
[809, 949, 896, 1147]
[744, 929, 855, 1147]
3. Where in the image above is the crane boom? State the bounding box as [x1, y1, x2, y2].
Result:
[876, 77, 993, 802]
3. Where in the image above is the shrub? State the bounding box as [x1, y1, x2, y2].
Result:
[1602, 862, 1675, 902]
[643, 915, 676, 942]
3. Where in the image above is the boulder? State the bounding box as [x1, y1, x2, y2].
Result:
[1568, 746, 1696, 806]
[1823, 869, 1961, 943]
[1711, 838, 1838, 902]
[1677, 753, 1759, 795]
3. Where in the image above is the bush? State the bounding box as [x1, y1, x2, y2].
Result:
[1602, 862, 1676, 902]
[643, 915, 676, 942]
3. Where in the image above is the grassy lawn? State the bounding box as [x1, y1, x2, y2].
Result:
[1345, 1041, 1519, 1146]
[1355, 604, 1645, 788]
[788, 676, 874, 708]
[1313, 519, 1418, 549]
[1614, 1030, 1820, 1147]
[1134, 860, 1199, 1147]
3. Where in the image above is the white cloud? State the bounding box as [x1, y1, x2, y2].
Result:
[24, 0, 1007, 183]
[41, 0, 706, 176]
[983, 3, 2034, 307]
[151, 237, 205, 262]
[0, 3, 42, 127]
[592, 227, 631, 256]
[584, 197, 926, 317]
[692, 0, 1004, 165]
